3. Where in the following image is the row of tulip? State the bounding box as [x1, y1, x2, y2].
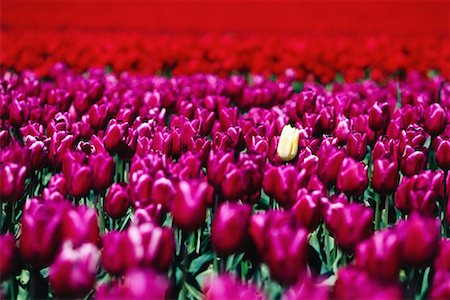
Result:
[0, 66, 450, 299]
[1, 31, 449, 81]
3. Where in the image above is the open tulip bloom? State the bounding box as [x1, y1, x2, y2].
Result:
[0, 36, 449, 300]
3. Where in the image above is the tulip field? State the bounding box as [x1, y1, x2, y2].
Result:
[1, 1, 450, 299]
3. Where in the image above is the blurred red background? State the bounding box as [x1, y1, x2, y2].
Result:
[2, 0, 448, 37]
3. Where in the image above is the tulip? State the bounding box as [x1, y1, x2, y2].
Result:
[355, 229, 401, 281]
[368, 101, 390, 132]
[88, 103, 109, 129]
[295, 90, 316, 117]
[62, 205, 99, 247]
[316, 106, 336, 135]
[283, 275, 330, 300]
[120, 268, 170, 299]
[9, 98, 29, 126]
[103, 120, 124, 153]
[20, 199, 68, 267]
[277, 124, 300, 161]
[371, 158, 399, 195]
[130, 172, 152, 208]
[436, 137, 450, 171]
[292, 189, 322, 231]
[336, 157, 368, 197]
[101, 231, 137, 275]
[204, 274, 264, 300]
[171, 179, 211, 232]
[429, 270, 450, 300]
[0, 234, 17, 281]
[394, 171, 441, 215]
[221, 164, 247, 200]
[434, 239, 450, 271]
[263, 165, 299, 208]
[89, 152, 115, 192]
[400, 146, 428, 176]
[424, 103, 446, 136]
[138, 224, 175, 272]
[0, 162, 27, 203]
[396, 213, 440, 267]
[49, 242, 100, 299]
[317, 141, 346, 187]
[324, 203, 373, 252]
[346, 131, 368, 161]
[212, 202, 252, 255]
[105, 183, 130, 218]
[334, 266, 403, 299]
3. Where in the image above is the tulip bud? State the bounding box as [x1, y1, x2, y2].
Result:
[355, 229, 401, 281]
[317, 141, 346, 187]
[89, 152, 115, 192]
[221, 165, 247, 200]
[204, 274, 264, 300]
[103, 120, 124, 153]
[9, 98, 29, 126]
[49, 242, 100, 299]
[121, 268, 170, 299]
[371, 158, 399, 195]
[283, 275, 330, 300]
[0, 163, 27, 203]
[292, 190, 322, 231]
[429, 270, 450, 300]
[171, 179, 211, 232]
[101, 230, 141, 275]
[212, 202, 252, 255]
[336, 157, 368, 197]
[105, 183, 130, 219]
[434, 239, 450, 271]
[88, 103, 109, 129]
[0, 234, 17, 281]
[396, 213, 440, 267]
[139, 224, 175, 272]
[436, 137, 450, 171]
[277, 124, 300, 161]
[424, 103, 446, 136]
[316, 106, 336, 135]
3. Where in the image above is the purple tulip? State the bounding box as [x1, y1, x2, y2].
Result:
[89, 152, 115, 192]
[336, 157, 368, 197]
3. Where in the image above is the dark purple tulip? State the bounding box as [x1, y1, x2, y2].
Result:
[334, 266, 403, 300]
[429, 270, 450, 300]
[346, 131, 368, 161]
[336, 157, 368, 197]
[424, 103, 446, 136]
[9, 98, 29, 126]
[63, 153, 91, 198]
[20, 199, 68, 267]
[89, 152, 115, 192]
[324, 203, 373, 252]
[283, 275, 330, 300]
[49, 242, 100, 299]
[292, 189, 322, 231]
[435, 137, 450, 171]
[101, 231, 130, 275]
[372, 136, 397, 160]
[371, 158, 399, 195]
[62, 205, 99, 247]
[221, 165, 247, 201]
[105, 183, 130, 219]
[49, 132, 74, 168]
[103, 120, 124, 153]
[396, 213, 440, 267]
[400, 146, 427, 176]
[355, 229, 401, 281]
[317, 140, 346, 187]
[88, 103, 109, 129]
[434, 239, 450, 271]
[295, 90, 316, 116]
[316, 105, 336, 134]
[0, 162, 27, 203]
[398, 125, 426, 155]
[204, 274, 264, 300]
[263, 165, 299, 208]
[25, 138, 48, 171]
[394, 171, 441, 215]
[212, 202, 252, 255]
[368, 101, 390, 131]
[171, 179, 211, 232]
[0, 234, 17, 281]
[138, 224, 175, 272]
[130, 172, 152, 208]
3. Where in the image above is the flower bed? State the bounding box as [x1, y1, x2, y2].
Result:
[1, 65, 449, 299]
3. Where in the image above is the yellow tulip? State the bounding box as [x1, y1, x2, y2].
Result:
[277, 125, 300, 161]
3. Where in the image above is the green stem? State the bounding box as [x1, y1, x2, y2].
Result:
[384, 195, 389, 228]
[96, 193, 105, 233]
[324, 227, 331, 269]
[374, 194, 381, 230]
[443, 171, 448, 237]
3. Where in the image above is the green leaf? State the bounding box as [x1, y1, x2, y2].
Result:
[184, 282, 203, 300]
[189, 252, 214, 275]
